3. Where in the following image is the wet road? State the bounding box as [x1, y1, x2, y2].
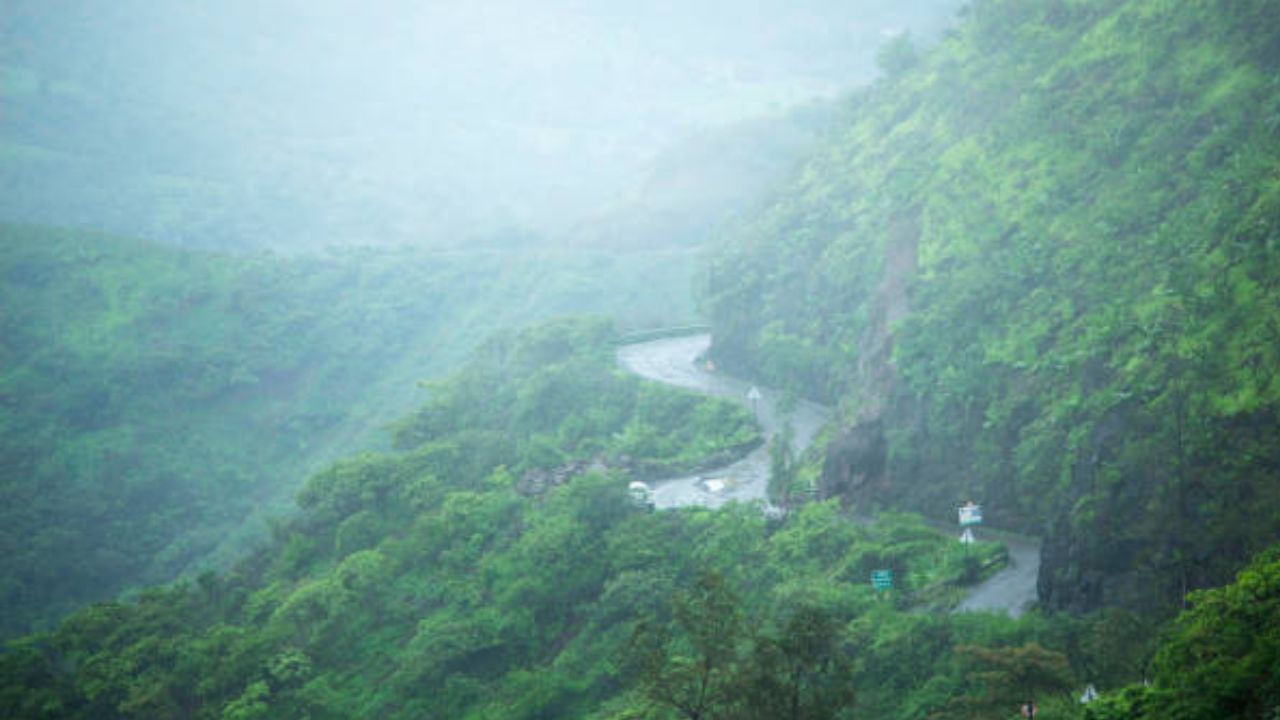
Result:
[617, 333, 1041, 616]
[617, 334, 829, 510]
[952, 527, 1041, 618]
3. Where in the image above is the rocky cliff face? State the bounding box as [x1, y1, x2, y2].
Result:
[1038, 403, 1280, 617]
[821, 418, 887, 499]
[819, 211, 918, 505]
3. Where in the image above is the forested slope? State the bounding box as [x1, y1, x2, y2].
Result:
[6, 317, 1273, 719]
[5, 1, 1280, 716]
[0, 224, 698, 637]
[702, 0, 1280, 617]
[0, 318, 1065, 720]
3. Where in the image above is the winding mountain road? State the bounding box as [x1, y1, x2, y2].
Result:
[617, 333, 1040, 617]
[617, 334, 828, 510]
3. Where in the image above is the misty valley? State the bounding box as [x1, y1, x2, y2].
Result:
[2, 1, 1279, 719]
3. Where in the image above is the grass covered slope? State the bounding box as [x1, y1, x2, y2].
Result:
[0, 318, 1050, 720]
[0, 224, 700, 638]
[702, 0, 1280, 616]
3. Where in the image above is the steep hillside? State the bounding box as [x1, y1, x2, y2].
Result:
[703, 0, 1280, 617]
[0, 319, 1069, 720]
[4, 316, 1275, 719]
[0, 225, 698, 637]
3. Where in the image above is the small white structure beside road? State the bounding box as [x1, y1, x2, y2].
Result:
[628, 481, 654, 509]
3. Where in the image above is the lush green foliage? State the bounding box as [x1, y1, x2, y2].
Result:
[1086, 547, 1280, 719]
[0, 318, 1055, 720]
[8, 0, 1280, 716]
[388, 320, 758, 479]
[702, 0, 1280, 614]
[0, 224, 699, 637]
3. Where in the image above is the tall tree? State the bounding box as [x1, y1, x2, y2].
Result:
[630, 571, 744, 720]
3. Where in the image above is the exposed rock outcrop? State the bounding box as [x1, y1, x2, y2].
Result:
[819, 210, 919, 505]
[820, 418, 887, 499]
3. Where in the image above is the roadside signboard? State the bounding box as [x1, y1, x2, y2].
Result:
[958, 502, 983, 526]
[870, 569, 893, 591]
[958, 501, 981, 544]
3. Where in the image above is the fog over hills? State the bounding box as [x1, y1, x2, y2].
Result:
[1, 0, 962, 249]
[4, 2, 1280, 718]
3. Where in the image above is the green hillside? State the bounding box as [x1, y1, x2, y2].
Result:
[0, 224, 698, 638]
[703, 0, 1280, 617]
[4, 319, 1273, 720]
[4, 0, 1280, 718]
[0, 319, 1033, 720]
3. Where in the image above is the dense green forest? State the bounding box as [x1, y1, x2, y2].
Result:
[4, 319, 1275, 719]
[4, 0, 1280, 717]
[0, 224, 699, 637]
[0, 318, 1039, 719]
[704, 0, 1280, 619]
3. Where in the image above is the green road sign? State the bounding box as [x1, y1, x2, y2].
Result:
[871, 569, 893, 590]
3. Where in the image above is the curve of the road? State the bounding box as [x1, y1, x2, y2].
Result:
[617, 333, 1041, 617]
[617, 334, 828, 510]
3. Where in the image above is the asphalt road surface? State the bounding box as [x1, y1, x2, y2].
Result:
[952, 527, 1041, 618]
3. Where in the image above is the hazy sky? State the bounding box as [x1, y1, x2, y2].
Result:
[1, 0, 964, 248]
